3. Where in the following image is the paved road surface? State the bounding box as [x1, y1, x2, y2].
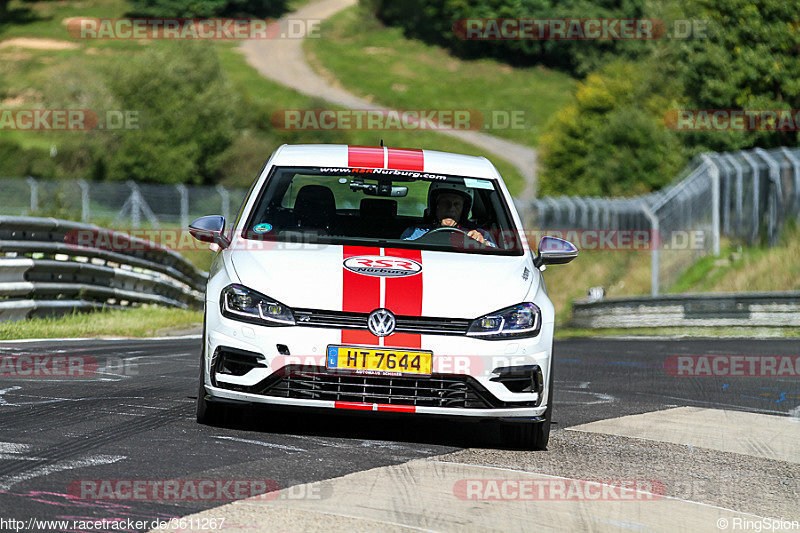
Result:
[0, 337, 797, 531]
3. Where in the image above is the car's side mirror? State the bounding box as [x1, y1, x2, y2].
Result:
[189, 215, 231, 249]
[533, 236, 578, 268]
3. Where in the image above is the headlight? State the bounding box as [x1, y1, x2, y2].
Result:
[467, 303, 541, 339]
[220, 284, 295, 326]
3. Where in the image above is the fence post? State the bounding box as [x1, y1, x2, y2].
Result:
[740, 151, 761, 243]
[76, 180, 90, 222]
[26, 177, 38, 214]
[176, 184, 189, 228]
[700, 154, 721, 256]
[779, 147, 800, 215]
[216, 185, 231, 221]
[641, 201, 659, 296]
[723, 153, 744, 236]
[754, 148, 783, 246]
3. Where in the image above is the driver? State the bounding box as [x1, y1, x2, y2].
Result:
[401, 182, 496, 247]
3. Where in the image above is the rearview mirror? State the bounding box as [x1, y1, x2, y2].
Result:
[534, 236, 578, 268]
[349, 180, 408, 197]
[189, 215, 230, 249]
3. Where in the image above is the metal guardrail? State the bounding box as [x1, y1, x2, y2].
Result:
[571, 292, 800, 328]
[0, 216, 207, 322]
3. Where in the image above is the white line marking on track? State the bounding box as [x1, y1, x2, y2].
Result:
[0, 442, 31, 454]
[212, 436, 307, 452]
[0, 335, 201, 344]
[632, 392, 795, 416]
[0, 454, 126, 490]
[0, 386, 23, 406]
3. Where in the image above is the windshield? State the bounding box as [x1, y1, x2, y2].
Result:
[242, 166, 523, 254]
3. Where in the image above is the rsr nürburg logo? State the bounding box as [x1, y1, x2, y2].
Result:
[343, 255, 422, 277]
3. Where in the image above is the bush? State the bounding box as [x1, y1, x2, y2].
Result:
[0, 139, 55, 179]
[106, 42, 238, 185]
[538, 61, 688, 196]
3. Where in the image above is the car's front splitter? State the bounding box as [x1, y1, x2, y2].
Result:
[205, 384, 548, 419]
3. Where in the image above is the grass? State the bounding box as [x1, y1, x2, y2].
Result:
[305, 5, 575, 149]
[540, 249, 653, 324]
[0, 306, 202, 340]
[670, 224, 800, 293]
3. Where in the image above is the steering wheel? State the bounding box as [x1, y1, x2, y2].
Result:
[416, 225, 491, 249]
[425, 226, 472, 238]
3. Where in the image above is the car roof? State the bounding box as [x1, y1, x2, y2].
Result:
[268, 144, 502, 181]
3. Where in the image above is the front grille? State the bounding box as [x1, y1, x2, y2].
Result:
[293, 309, 471, 336]
[251, 366, 492, 408]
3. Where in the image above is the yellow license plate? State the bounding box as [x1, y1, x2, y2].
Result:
[326, 345, 433, 376]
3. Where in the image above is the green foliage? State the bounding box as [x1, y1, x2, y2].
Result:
[0, 139, 55, 178]
[669, 0, 800, 151]
[363, 0, 652, 76]
[105, 42, 238, 185]
[538, 61, 687, 196]
[127, 0, 287, 17]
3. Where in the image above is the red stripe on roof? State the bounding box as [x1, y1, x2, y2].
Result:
[348, 146, 384, 168]
[387, 148, 424, 171]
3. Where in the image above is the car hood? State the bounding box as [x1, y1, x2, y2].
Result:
[229, 245, 534, 319]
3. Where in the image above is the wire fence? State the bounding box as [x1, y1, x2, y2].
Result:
[518, 147, 800, 295]
[0, 178, 249, 230]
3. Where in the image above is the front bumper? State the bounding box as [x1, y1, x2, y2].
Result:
[203, 313, 554, 420]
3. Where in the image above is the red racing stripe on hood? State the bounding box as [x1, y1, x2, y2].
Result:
[383, 248, 423, 348]
[342, 245, 381, 345]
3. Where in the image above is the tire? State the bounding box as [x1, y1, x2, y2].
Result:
[195, 321, 232, 426]
[503, 361, 554, 450]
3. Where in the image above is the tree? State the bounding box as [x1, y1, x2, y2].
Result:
[106, 42, 237, 185]
[538, 61, 687, 196]
[670, 0, 800, 151]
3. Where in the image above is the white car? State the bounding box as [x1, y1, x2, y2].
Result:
[189, 144, 577, 449]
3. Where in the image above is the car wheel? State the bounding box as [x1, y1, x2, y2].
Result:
[196, 322, 231, 426]
[503, 360, 553, 450]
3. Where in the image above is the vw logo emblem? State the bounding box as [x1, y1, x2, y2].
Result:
[367, 308, 396, 337]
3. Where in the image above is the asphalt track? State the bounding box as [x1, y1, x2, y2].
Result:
[0, 337, 798, 532]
